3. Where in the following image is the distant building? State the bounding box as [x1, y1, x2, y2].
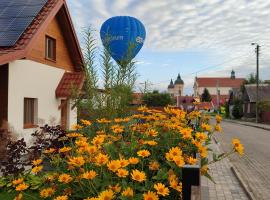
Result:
[193, 70, 245, 106]
[168, 73, 184, 97]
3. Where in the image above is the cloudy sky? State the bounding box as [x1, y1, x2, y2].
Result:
[67, 0, 270, 94]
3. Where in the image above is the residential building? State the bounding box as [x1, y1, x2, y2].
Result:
[167, 73, 184, 97]
[193, 70, 245, 106]
[0, 0, 84, 142]
[242, 84, 270, 118]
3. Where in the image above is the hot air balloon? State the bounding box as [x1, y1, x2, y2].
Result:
[100, 16, 146, 65]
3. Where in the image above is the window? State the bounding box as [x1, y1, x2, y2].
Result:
[45, 36, 56, 61]
[24, 98, 38, 129]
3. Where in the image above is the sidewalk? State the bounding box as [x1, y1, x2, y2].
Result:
[223, 119, 270, 131]
[201, 139, 249, 200]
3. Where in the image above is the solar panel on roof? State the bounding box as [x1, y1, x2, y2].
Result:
[0, 0, 48, 47]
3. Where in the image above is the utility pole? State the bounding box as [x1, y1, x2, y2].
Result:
[251, 43, 260, 123]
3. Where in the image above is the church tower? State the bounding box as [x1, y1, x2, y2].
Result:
[174, 73, 184, 96]
[167, 79, 174, 96]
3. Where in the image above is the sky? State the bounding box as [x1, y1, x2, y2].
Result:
[66, 0, 270, 94]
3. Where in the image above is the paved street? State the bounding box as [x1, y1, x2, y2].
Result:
[215, 120, 270, 200]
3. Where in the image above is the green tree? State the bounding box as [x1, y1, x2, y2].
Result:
[232, 99, 243, 119]
[142, 91, 174, 107]
[201, 88, 212, 102]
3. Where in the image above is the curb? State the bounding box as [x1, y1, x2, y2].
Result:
[223, 119, 270, 131]
[213, 136, 256, 200]
[231, 166, 257, 200]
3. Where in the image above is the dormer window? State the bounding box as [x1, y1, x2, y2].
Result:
[45, 36, 56, 61]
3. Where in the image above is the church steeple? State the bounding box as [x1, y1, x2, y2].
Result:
[231, 70, 235, 79]
[174, 73, 184, 85]
[168, 79, 174, 89]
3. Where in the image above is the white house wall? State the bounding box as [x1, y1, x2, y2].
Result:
[197, 87, 232, 95]
[8, 60, 77, 143]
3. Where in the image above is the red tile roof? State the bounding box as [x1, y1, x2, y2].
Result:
[196, 77, 245, 88]
[55, 72, 85, 98]
[211, 95, 229, 106]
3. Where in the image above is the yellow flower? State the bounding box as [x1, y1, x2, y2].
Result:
[32, 159, 42, 166]
[15, 183, 29, 191]
[154, 183, 170, 196]
[128, 157, 139, 165]
[116, 169, 129, 178]
[68, 156, 85, 167]
[173, 156, 185, 167]
[66, 133, 83, 138]
[138, 105, 149, 112]
[109, 184, 121, 193]
[149, 161, 160, 171]
[119, 158, 129, 168]
[58, 174, 73, 184]
[137, 150, 151, 158]
[198, 146, 208, 158]
[180, 128, 193, 139]
[131, 169, 146, 182]
[81, 119, 92, 126]
[91, 135, 105, 146]
[201, 123, 212, 132]
[111, 124, 124, 134]
[144, 140, 158, 146]
[95, 153, 109, 166]
[215, 124, 222, 132]
[84, 198, 98, 200]
[98, 189, 114, 200]
[168, 147, 182, 158]
[32, 165, 43, 174]
[232, 138, 244, 156]
[81, 170, 97, 180]
[71, 124, 83, 130]
[44, 148, 56, 154]
[40, 187, 55, 198]
[12, 178, 24, 186]
[143, 191, 159, 200]
[216, 115, 222, 123]
[201, 165, 208, 175]
[187, 157, 198, 165]
[97, 118, 111, 123]
[195, 132, 207, 141]
[96, 130, 106, 135]
[107, 160, 121, 172]
[54, 195, 68, 200]
[59, 146, 72, 153]
[146, 129, 158, 137]
[122, 187, 134, 197]
[86, 145, 97, 154]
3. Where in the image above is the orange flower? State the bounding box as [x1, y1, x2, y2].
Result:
[58, 174, 73, 184]
[32, 165, 43, 174]
[137, 150, 151, 158]
[68, 156, 85, 167]
[128, 157, 139, 165]
[15, 183, 29, 191]
[32, 159, 42, 166]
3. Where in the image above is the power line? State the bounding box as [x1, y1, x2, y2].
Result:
[150, 52, 252, 86]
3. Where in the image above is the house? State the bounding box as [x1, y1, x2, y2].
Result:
[131, 93, 144, 106]
[193, 70, 245, 106]
[167, 73, 184, 97]
[176, 96, 214, 111]
[242, 84, 270, 118]
[0, 0, 84, 142]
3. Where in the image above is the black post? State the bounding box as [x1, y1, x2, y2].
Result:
[256, 45, 260, 123]
[182, 165, 200, 200]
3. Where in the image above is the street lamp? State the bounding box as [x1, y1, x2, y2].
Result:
[251, 43, 260, 123]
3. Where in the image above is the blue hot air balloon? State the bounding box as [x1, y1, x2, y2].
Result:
[100, 16, 146, 65]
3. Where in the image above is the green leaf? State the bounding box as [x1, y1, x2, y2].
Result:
[152, 168, 168, 180]
[203, 172, 216, 184]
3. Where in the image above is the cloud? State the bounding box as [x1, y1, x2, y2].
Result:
[67, 0, 270, 92]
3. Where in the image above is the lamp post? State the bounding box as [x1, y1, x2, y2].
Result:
[251, 43, 260, 123]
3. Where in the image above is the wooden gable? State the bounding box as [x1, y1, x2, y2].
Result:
[27, 10, 77, 72]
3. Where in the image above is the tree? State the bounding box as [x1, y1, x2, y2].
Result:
[142, 91, 174, 107]
[201, 88, 212, 102]
[232, 99, 243, 119]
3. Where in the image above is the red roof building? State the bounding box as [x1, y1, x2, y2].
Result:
[0, 0, 84, 142]
[193, 71, 245, 106]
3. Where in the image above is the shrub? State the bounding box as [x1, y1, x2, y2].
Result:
[142, 91, 174, 107]
[232, 100, 243, 119]
[0, 106, 243, 200]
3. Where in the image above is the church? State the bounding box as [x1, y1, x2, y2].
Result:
[167, 73, 184, 97]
